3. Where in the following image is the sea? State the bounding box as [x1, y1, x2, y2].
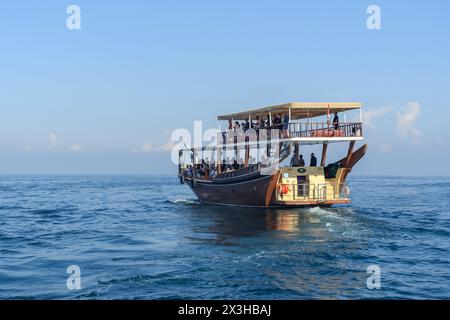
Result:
[0, 175, 449, 299]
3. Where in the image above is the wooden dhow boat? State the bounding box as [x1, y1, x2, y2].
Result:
[178, 102, 367, 208]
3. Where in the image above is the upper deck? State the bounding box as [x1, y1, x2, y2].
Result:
[218, 102, 364, 144]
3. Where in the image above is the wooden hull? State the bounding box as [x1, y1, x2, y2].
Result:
[186, 173, 279, 207]
[185, 172, 349, 208]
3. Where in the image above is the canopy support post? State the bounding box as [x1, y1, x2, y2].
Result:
[217, 146, 222, 174]
[321, 143, 328, 167]
[244, 136, 250, 168]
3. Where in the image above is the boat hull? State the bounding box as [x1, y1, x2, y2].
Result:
[185, 173, 349, 208]
[186, 174, 279, 207]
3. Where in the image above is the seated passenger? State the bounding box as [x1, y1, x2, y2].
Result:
[232, 160, 239, 170]
[221, 160, 227, 173]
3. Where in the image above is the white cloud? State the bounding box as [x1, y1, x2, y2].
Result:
[132, 140, 178, 154]
[24, 144, 32, 152]
[155, 140, 177, 152]
[363, 106, 391, 128]
[141, 142, 153, 153]
[70, 144, 82, 152]
[49, 133, 57, 145]
[397, 102, 421, 143]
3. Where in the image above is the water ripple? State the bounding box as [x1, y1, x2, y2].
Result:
[0, 175, 449, 299]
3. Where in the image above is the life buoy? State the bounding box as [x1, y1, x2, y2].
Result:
[278, 184, 291, 195]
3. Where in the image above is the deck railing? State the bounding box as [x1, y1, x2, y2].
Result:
[214, 163, 260, 180]
[276, 182, 350, 202]
[288, 122, 363, 138]
[219, 122, 363, 143]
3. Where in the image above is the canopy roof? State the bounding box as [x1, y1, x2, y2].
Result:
[217, 102, 362, 121]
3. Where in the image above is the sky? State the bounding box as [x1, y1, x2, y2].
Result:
[0, 0, 449, 175]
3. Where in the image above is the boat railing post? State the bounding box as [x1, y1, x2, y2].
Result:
[292, 183, 295, 200]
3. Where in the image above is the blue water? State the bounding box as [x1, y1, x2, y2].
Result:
[0, 175, 449, 299]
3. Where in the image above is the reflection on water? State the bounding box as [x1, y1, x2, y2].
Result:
[186, 204, 357, 245]
[265, 211, 300, 232]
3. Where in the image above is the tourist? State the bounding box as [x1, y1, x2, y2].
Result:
[245, 120, 250, 131]
[299, 155, 305, 167]
[290, 153, 300, 167]
[234, 121, 240, 131]
[333, 112, 339, 130]
[310, 153, 317, 167]
[232, 159, 239, 170]
[283, 113, 289, 137]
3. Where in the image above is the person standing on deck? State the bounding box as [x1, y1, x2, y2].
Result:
[310, 153, 317, 167]
[290, 154, 301, 167]
[333, 112, 340, 130]
[255, 116, 261, 130]
[299, 155, 305, 167]
[283, 113, 289, 137]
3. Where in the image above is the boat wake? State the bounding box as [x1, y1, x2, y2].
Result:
[305, 206, 351, 219]
[167, 198, 201, 206]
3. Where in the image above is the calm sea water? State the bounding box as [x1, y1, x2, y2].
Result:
[0, 175, 449, 299]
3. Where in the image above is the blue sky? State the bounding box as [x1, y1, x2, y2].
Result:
[0, 0, 449, 175]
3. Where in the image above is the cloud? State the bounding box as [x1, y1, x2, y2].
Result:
[397, 102, 421, 143]
[141, 142, 153, 153]
[363, 106, 391, 128]
[24, 144, 32, 152]
[132, 140, 178, 154]
[49, 133, 57, 145]
[70, 144, 82, 152]
[155, 140, 177, 152]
